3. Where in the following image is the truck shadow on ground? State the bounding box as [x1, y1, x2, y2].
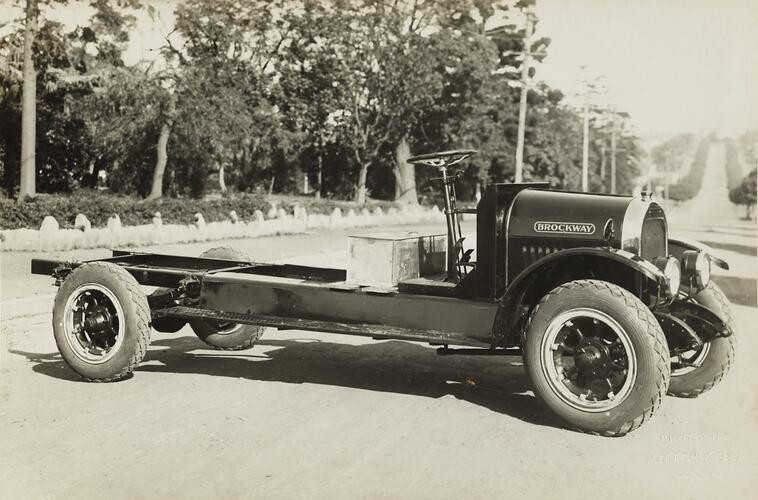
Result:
[12, 334, 559, 430]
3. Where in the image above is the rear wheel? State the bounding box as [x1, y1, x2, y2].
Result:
[150, 288, 187, 333]
[668, 282, 736, 397]
[524, 280, 670, 436]
[189, 247, 267, 351]
[52, 262, 151, 381]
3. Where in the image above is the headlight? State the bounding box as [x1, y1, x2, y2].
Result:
[655, 256, 681, 296]
[681, 250, 711, 290]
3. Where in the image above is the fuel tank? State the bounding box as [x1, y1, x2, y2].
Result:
[505, 189, 634, 283]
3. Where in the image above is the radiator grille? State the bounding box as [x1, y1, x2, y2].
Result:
[522, 245, 561, 265]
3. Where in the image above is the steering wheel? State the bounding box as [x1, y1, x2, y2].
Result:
[406, 149, 478, 168]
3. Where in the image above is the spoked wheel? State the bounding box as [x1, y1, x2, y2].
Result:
[670, 342, 711, 377]
[524, 280, 670, 436]
[150, 287, 187, 333]
[190, 319, 265, 351]
[53, 262, 151, 381]
[189, 247, 268, 351]
[668, 282, 736, 397]
[540, 309, 636, 413]
[63, 284, 125, 364]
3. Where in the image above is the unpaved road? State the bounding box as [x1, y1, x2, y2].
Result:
[2, 144, 756, 500]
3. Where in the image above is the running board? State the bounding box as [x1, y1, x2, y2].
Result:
[154, 306, 489, 347]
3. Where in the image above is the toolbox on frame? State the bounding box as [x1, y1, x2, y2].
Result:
[346, 231, 447, 287]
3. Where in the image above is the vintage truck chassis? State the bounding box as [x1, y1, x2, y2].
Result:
[31, 150, 737, 437]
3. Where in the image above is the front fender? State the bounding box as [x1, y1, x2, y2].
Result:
[496, 247, 670, 347]
[504, 246, 668, 298]
[669, 234, 729, 270]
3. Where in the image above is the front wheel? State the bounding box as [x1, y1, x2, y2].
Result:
[668, 282, 736, 397]
[524, 280, 670, 437]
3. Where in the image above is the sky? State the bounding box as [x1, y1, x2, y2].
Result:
[1, 0, 756, 141]
[533, 0, 758, 139]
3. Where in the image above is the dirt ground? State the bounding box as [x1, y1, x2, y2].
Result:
[1, 142, 756, 500]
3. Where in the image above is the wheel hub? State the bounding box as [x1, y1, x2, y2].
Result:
[82, 306, 113, 333]
[575, 340, 612, 378]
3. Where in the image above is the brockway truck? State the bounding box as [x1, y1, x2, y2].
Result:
[32, 150, 737, 436]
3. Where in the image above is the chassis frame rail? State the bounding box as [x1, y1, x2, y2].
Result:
[31, 250, 346, 288]
[154, 306, 490, 347]
[32, 250, 501, 348]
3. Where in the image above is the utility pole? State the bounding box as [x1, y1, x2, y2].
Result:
[580, 67, 602, 192]
[514, 11, 534, 183]
[610, 117, 617, 194]
[581, 94, 590, 192]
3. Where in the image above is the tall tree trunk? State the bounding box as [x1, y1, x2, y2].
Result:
[147, 97, 175, 200]
[393, 136, 418, 205]
[293, 164, 305, 194]
[147, 121, 170, 200]
[218, 163, 227, 193]
[315, 154, 322, 200]
[18, 0, 38, 200]
[356, 161, 370, 205]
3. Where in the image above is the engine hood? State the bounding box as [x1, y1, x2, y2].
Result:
[507, 189, 632, 247]
[503, 189, 671, 285]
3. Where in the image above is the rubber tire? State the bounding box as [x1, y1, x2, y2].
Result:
[52, 262, 151, 382]
[189, 247, 266, 351]
[524, 279, 670, 437]
[668, 282, 736, 398]
[150, 288, 187, 333]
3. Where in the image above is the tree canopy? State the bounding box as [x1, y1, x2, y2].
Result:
[1, 0, 643, 202]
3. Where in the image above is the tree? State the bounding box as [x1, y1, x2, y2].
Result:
[162, 0, 297, 197]
[293, 0, 442, 204]
[76, 68, 169, 196]
[2, 0, 644, 202]
[277, 1, 343, 199]
[739, 130, 757, 168]
[19, 0, 38, 199]
[14, 0, 144, 199]
[409, 0, 561, 201]
[729, 168, 757, 220]
[1, 0, 145, 197]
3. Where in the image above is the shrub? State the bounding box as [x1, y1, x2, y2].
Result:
[0, 190, 400, 230]
[724, 138, 743, 190]
[729, 168, 757, 219]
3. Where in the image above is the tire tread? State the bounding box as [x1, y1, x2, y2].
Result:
[668, 282, 736, 398]
[525, 279, 670, 437]
[54, 262, 151, 383]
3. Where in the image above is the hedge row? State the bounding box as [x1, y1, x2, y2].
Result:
[667, 139, 709, 202]
[0, 191, 400, 230]
[724, 139, 743, 190]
